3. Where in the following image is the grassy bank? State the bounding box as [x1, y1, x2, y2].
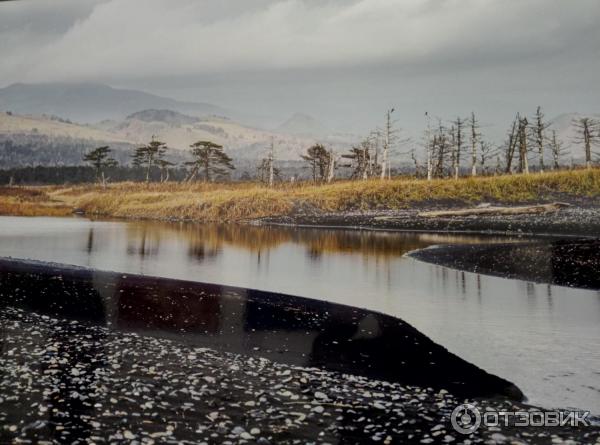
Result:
[2, 169, 599, 221]
[0, 187, 72, 217]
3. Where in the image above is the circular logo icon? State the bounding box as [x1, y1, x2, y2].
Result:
[451, 403, 481, 434]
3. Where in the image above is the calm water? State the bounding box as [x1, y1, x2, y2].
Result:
[0, 216, 598, 413]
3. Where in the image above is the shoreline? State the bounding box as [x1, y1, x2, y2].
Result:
[256, 203, 600, 239]
[0, 256, 522, 401]
[1, 258, 599, 443]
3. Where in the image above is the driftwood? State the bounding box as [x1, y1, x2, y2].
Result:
[417, 202, 571, 218]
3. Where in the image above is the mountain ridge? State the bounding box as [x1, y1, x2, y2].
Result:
[0, 82, 231, 124]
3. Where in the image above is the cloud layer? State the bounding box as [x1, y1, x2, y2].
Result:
[1, 0, 599, 135]
[1, 0, 599, 83]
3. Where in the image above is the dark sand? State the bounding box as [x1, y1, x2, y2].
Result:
[1, 258, 598, 444]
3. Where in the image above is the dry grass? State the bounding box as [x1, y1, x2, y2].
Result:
[3, 169, 599, 221]
[0, 187, 72, 217]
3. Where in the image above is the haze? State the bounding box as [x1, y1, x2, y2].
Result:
[1, 0, 599, 137]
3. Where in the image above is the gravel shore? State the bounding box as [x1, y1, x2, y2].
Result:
[2, 307, 599, 445]
[257, 202, 600, 238]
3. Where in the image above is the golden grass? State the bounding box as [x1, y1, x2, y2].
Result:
[0, 187, 72, 217]
[3, 169, 599, 221]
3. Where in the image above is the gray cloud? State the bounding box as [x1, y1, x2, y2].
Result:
[1, 0, 599, 135]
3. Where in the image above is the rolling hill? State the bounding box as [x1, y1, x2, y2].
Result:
[0, 83, 231, 124]
[277, 112, 329, 137]
[0, 111, 130, 143]
[0, 108, 357, 170]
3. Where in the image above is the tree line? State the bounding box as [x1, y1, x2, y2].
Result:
[69, 110, 600, 187]
[3, 109, 599, 186]
[82, 137, 235, 187]
[343, 107, 599, 182]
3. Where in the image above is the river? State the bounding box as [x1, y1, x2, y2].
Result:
[0, 216, 598, 413]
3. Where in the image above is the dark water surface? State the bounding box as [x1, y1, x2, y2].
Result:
[0, 258, 519, 400]
[0, 216, 599, 413]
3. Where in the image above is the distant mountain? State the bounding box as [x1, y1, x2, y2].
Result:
[277, 112, 329, 137]
[0, 111, 136, 167]
[101, 110, 326, 159]
[0, 111, 129, 143]
[0, 106, 358, 170]
[0, 83, 230, 124]
[125, 109, 200, 126]
[550, 112, 600, 135]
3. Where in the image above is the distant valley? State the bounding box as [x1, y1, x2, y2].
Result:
[0, 82, 596, 173]
[0, 83, 358, 172]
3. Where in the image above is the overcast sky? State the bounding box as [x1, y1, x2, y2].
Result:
[1, 0, 599, 137]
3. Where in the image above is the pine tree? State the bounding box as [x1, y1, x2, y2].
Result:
[156, 159, 175, 182]
[132, 137, 168, 182]
[83, 146, 117, 187]
[301, 144, 330, 183]
[342, 141, 372, 180]
[185, 141, 234, 182]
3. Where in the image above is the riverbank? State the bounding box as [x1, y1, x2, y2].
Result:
[1, 170, 599, 229]
[1, 259, 598, 444]
[410, 238, 600, 290]
[259, 204, 600, 237]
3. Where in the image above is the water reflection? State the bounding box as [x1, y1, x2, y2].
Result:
[0, 216, 599, 413]
[0, 257, 521, 401]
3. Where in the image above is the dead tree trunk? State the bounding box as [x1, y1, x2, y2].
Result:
[469, 112, 479, 176]
[327, 150, 335, 183]
[534, 106, 547, 172]
[573, 118, 599, 169]
[268, 138, 275, 187]
[550, 130, 566, 170]
[505, 117, 518, 174]
[425, 113, 433, 181]
[381, 109, 394, 180]
[518, 117, 529, 174]
[452, 117, 464, 179]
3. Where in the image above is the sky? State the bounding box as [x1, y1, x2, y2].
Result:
[1, 0, 599, 138]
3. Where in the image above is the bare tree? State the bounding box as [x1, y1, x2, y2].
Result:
[410, 148, 422, 178]
[326, 149, 336, 183]
[451, 117, 465, 179]
[469, 112, 480, 176]
[433, 121, 450, 178]
[369, 130, 381, 177]
[257, 158, 281, 184]
[572, 117, 600, 169]
[342, 139, 372, 180]
[549, 130, 568, 170]
[517, 116, 530, 174]
[424, 112, 434, 181]
[380, 108, 395, 179]
[268, 138, 275, 187]
[156, 159, 175, 182]
[504, 115, 519, 174]
[479, 141, 497, 175]
[531, 106, 549, 172]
